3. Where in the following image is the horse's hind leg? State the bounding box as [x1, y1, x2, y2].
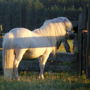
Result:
[39, 50, 51, 79]
[13, 49, 27, 80]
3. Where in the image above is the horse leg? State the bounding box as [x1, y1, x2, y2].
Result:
[39, 50, 51, 79]
[63, 39, 71, 53]
[13, 49, 27, 80]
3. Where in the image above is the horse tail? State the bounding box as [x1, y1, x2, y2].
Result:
[2, 33, 15, 79]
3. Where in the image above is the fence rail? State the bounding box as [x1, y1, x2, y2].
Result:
[0, 49, 77, 72]
[19, 53, 77, 72]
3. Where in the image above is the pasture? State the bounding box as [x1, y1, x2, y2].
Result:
[0, 72, 90, 90]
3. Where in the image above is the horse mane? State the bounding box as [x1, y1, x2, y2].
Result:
[34, 17, 72, 39]
[34, 17, 72, 35]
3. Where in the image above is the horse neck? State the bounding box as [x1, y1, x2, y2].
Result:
[34, 25, 66, 43]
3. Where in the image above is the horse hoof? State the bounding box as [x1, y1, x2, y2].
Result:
[38, 75, 45, 80]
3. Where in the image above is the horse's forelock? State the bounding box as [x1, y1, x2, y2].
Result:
[64, 20, 72, 31]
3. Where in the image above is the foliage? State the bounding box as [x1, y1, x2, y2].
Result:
[0, 0, 89, 32]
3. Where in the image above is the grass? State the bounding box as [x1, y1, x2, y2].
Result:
[57, 40, 74, 53]
[0, 72, 90, 90]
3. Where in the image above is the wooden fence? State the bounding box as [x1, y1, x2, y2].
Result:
[0, 46, 77, 73]
[19, 53, 77, 72]
[0, 34, 2, 49]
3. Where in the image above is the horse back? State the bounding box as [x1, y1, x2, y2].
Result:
[9, 28, 34, 38]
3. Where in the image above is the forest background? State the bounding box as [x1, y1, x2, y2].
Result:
[0, 0, 89, 32]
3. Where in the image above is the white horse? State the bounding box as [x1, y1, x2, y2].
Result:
[2, 17, 73, 80]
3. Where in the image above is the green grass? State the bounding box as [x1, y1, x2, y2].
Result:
[0, 72, 90, 90]
[57, 40, 74, 53]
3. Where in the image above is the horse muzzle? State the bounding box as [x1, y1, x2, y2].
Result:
[66, 31, 75, 39]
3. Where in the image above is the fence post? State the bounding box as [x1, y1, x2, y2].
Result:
[86, 4, 90, 78]
[78, 7, 88, 75]
[0, 25, 3, 48]
[78, 14, 82, 75]
[0, 25, 3, 33]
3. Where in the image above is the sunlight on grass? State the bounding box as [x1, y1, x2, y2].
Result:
[57, 40, 73, 53]
[0, 48, 2, 50]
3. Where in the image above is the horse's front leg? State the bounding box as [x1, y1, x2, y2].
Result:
[39, 50, 51, 79]
[13, 49, 27, 80]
